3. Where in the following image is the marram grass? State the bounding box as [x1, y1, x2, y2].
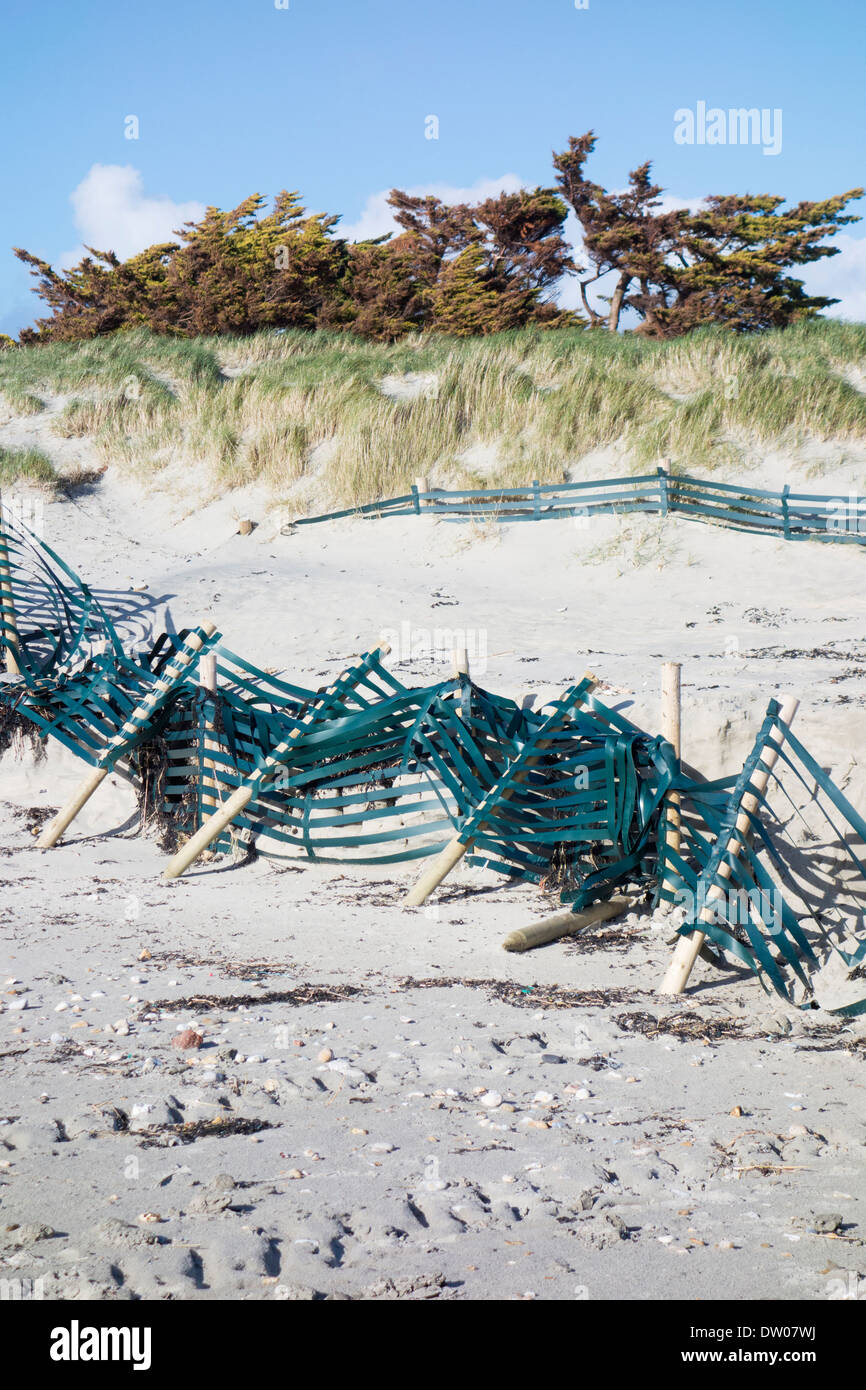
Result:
[1, 320, 865, 510]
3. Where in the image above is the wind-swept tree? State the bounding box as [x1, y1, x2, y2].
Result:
[346, 186, 576, 339]
[12, 144, 860, 342]
[15, 192, 349, 342]
[553, 131, 862, 334]
[14, 242, 177, 343]
[142, 192, 348, 336]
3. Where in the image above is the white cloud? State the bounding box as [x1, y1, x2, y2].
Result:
[800, 234, 866, 321]
[59, 164, 206, 267]
[340, 173, 525, 243]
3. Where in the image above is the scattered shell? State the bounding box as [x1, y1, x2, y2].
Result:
[172, 1028, 204, 1051]
[479, 1091, 502, 1109]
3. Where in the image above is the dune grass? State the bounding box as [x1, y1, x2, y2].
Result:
[0, 444, 57, 490]
[0, 384, 45, 416]
[0, 321, 865, 511]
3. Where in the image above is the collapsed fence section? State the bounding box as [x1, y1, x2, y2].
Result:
[1, 497, 866, 1013]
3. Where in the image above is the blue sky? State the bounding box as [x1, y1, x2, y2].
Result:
[2, 0, 865, 336]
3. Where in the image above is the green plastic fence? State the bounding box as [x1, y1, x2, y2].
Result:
[1, 502, 865, 1013]
[293, 469, 866, 545]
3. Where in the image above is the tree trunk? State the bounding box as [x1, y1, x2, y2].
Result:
[607, 273, 631, 332]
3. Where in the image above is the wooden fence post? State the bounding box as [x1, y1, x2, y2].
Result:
[199, 652, 220, 820]
[660, 661, 682, 907]
[659, 693, 800, 995]
[0, 497, 21, 676]
[451, 644, 470, 679]
[658, 457, 671, 517]
[781, 484, 791, 539]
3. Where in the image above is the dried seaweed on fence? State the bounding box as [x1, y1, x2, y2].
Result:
[132, 734, 195, 852]
[0, 702, 47, 763]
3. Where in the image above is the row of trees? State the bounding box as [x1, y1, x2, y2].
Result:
[13, 133, 862, 344]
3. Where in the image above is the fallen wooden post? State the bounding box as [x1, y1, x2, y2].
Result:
[659, 694, 799, 996]
[404, 672, 597, 907]
[163, 638, 391, 880]
[37, 623, 217, 849]
[502, 894, 635, 952]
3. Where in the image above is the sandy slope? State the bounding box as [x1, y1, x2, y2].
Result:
[1, 469, 865, 1301]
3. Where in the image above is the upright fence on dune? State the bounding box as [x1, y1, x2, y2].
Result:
[292, 466, 866, 545]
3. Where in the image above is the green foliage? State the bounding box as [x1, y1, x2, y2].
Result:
[11, 138, 860, 344]
[12, 183, 576, 344]
[553, 131, 863, 335]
